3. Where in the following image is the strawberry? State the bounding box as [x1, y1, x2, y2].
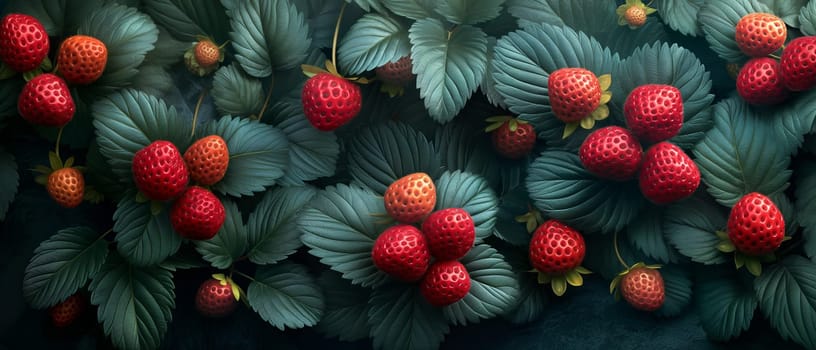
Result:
[638, 142, 700, 204]
[132, 140, 189, 201]
[548, 68, 601, 123]
[170, 186, 225, 240]
[620, 266, 665, 311]
[528, 219, 586, 275]
[185, 38, 223, 77]
[421, 208, 475, 261]
[184, 135, 229, 186]
[0, 14, 49, 72]
[18, 73, 76, 127]
[375, 56, 414, 86]
[736, 57, 788, 105]
[491, 119, 536, 159]
[383, 172, 436, 224]
[195, 278, 238, 318]
[623, 84, 684, 144]
[727, 192, 785, 256]
[301, 73, 362, 131]
[623, 6, 647, 28]
[780, 36, 816, 91]
[47, 167, 84, 208]
[420, 260, 471, 307]
[579, 126, 643, 181]
[371, 225, 431, 282]
[49, 293, 86, 328]
[56, 35, 107, 85]
[735, 13, 786, 57]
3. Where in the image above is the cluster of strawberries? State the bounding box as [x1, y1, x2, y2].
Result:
[1, 13, 108, 209]
[734, 13, 816, 105]
[371, 172, 477, 307]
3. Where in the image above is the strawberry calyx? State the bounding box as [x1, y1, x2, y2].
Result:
[533, 265, 592, 297]
[212, 273, 243, 302]
[562, 73, 612, 139]
[301, 60, 371, 84]
[184, 35, 227, 77]
[33, 151, 80, 184]
[609, 261, 660, 300]
[715, 230, 789, 277]
[616, 0, 657, 29]
[514, 205, 543, 233]
[484, 115, 529, 133]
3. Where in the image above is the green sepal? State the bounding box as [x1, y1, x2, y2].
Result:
[514, 206, 543, 233]
[745, 256, 762, 277]
[22, 68, 42, 82]
[32, 165, 52, 175]
[48, 151, 63, 170]
[83, 187, 104, 204]
[484, 115, 514, 132]
[537, 271, 550, 284]
[63, 157, 75, 169]
[565, 270, 583, 287]
[551, 275, 567, 296]
[135, 191, 149, 203]
[562, 122, 579, 139]
[34, 175, 48, 186]
[40, 57, 53, 72]
[718, 241, 736, 253]
[150, 201, 164, 216]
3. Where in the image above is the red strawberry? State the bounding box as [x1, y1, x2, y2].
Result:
[736, 57, 788, 105]
[420, 260, 471, 307]
[383, 172, 436, 224]
[548, 67, 601, 123]
[735, 13, 786, 57]
[302, 73, 362, 131]
[18, 73, 76, 127]
[56, 35, 108, 85]
[620, 266, 665, 311]
[170, 186, 225, 240]
[528, 219, 586, 275]
[623, 84, 683, 144]
[491, 120, 536, 159]
[0, 14, 49, 72]
[47, 167, 84, 208]
[184, 135, 229, 186]
[375, 56, 414, 86]
[638, 142, 700, 204]
[371, 225, 431, 282]
[780, 36, 816, 91]
[727, 192, 785, 256]
[132, 140, 189, 201]
[579, 126, 643, 181]
[49, 293, 86, 328]
[421, 208, 475, 261]
[195, 278, 238, 317]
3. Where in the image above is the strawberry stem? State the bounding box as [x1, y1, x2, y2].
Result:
[190, 89, 208, 138]
[232, 269, 256, 283]
[613, 231, 630, 269]
[54, 126, 64, 161]
[257, 76, 275, 122]
[331, 2, 348, 73]
[99, 228, 113, 240]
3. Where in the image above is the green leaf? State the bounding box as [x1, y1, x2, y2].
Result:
[663, 195, 728, 265]
[657, 0, 704, 36]
[626, 206, 680, 264]
[90, 253, 175, 350]
[700, 0, 772, 62]
[338, 14, 411, 76]
[130, 65, 175, 97]
[367, 284, 449, 350]
[491, 22, 617, 141]
[796, 160, 816, 261]
[143, 0, 231, 42]
[612, 42, 714, 149]
[267, 101, 339, 186]
[142, 28, 186, 67]
[246, 186, 317, 265]
[494, 185, 536, 246]
[293, 0, 342, 48]
[409, 18, 487, 122]
[443, 244, 519, 325]
[692, 97, 792, 207]
[299, 184, 391, 287]
[505, 0, 563, 28]
[381, 0, 437, 20]
[584, 233, 642, 280]
[526, 150, 645, 234]
[113, 193, 183, 266]
[432, 120, 504, 190]
[482, 36, 507, 108]
[315, 272, 372, 342]
[655, 266, 692, 318]
[247, 262, 324, 330]
[503, 269, 547, 324]
[77, 3, 159, 91]
[159, 250, 208, 271]
[696, 266, 757, 341]
[23, 227, 108, 309]
[212, 63, 264, 117]
[0, 149, 18, 221]
[757, 0, 808, 27]
[203, 116, 290, 197]
[779, 89, 816, 152]
[802, 0, 816, 35]
[92, 89, 191, 180]
[346, 122, 441, 195]
[193, 199, 247, 269]
[229, 0, 311, 77]
[434, 171, 499, 242]
[754, 256, 816, 349]
[436, 0, 506, 25]
[4, 0, 105, 37]
[346, 0, 386, 13]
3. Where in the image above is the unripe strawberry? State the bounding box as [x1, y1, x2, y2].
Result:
[185, 38, 223, 77]
[184, 135, 229, 186]
[383, 172, 436, 224]
[47, 167, 84, 208]
[620, 266, 665, 312]
[56, 35, 108, 85]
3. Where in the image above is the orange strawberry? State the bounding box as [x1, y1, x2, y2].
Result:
[383, 172, 436, 224]
[47, 167, 85, 208]
[624, 6, 647, 27]
[617, 265, 665, 312]
[185, 38, 223, 76]
[735, 13, 786, 58]
[184, 135, 229, 186]
[57, 35, 108, 85]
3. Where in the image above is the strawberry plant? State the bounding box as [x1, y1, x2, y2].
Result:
[1, 0, 816, 350]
